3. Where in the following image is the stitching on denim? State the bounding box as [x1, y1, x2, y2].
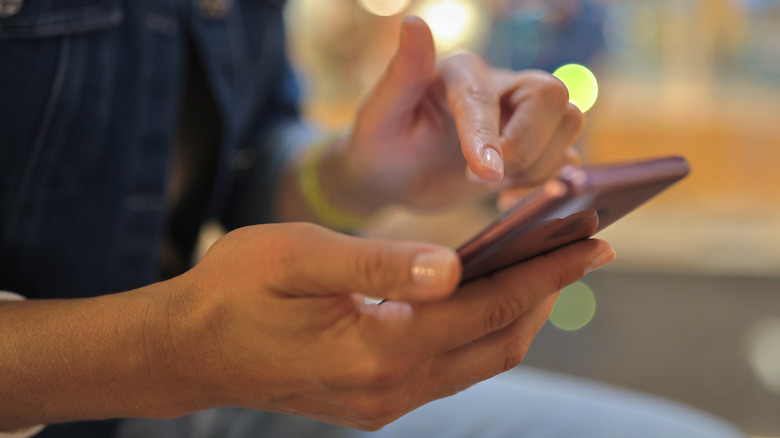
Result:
[45, 32, 87, 199]
[0, 7, 123, 39]
[2, 37, 71, 245]
[1, 5, 113, 27]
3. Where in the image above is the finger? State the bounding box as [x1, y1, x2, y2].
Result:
[496, 146, 580, 211]
[465, 165, 515, 190]
[424, 291, 561, 391]
[396, 238, 614, 360]
[511, 103, 584, 184]
[499, 72, 571, 176]
[359, 16, 436, 126]
[439, 53, 504, 182]
[314, 291, 563, 426]
[523, 145, 581, 186]
[267, 224, 461, 302]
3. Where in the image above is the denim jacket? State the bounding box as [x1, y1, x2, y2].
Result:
[1, 2, 304, 434]
[0, 0, 306, 300]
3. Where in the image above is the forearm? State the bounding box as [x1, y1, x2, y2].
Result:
[0, 279, 209, 430]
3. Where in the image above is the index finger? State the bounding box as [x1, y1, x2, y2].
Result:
[439, 53, 504, 182]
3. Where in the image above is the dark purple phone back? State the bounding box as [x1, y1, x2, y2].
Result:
[457, 156, 690, 282]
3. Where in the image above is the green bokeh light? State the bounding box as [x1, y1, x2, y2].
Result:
[553, 64, 599, 113]
[549, 281, 597, 331]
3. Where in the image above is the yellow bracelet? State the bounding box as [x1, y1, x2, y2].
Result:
[298, 141, 372, 232]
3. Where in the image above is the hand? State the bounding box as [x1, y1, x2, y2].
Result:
[168, 223, 615, 430]
[330, 16, 583, 212]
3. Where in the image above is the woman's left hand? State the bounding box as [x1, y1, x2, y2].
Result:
[334, 16, 584, 212]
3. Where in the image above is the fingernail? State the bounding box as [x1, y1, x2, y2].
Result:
[585, 248, 617, 275]
[411, 249, 457, 285]
[481, 147, 504, 181]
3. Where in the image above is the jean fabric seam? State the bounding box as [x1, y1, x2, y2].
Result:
[1, 37, 71, 262]
[1, 5, 114, 26]
[0, 7, 124, 40]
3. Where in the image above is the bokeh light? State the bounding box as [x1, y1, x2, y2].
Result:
[553, 63, 599, 113]
[549, 281, 596, 331]
[745, 317, 780, 394]
[411, 0, 490, 54]
[357, 0, 412, 17]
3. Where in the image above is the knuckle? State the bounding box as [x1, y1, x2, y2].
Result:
[503, 148, 535, 172]
[470, 120, 498, 142]
[458, 83, 498, 108]
[530, 74, 570, 109]
[552, 255, 580, 291]
[552, 268, 573, 294]
[486, 291, 526, 333]
[534, 251, 580, 292]
[563, 104, 585, 134]
[499, 339, 529, 372]
[352, 245, 395, 294]
[555, 274, 572, 294]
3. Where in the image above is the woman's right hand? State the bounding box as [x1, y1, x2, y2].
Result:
[167, 222, 615, 430]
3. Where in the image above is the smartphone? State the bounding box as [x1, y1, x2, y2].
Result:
[457, 155, 690, 282]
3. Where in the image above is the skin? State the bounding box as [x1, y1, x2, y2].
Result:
[0, 16, 612, 433]
[0, 225, 614, 431]
[276, 17, 583, 220]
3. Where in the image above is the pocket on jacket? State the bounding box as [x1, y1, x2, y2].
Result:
[0, 0, 125, 216]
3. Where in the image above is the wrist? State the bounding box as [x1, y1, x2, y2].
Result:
[143, 275, 233, 414]
[299, 135, 388, 230]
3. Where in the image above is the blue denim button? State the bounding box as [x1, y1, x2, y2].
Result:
[0, 0, 23, 18]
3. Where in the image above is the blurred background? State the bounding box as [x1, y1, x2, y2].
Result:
[282, 0, 780, 436]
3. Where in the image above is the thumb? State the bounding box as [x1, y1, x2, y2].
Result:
[363, 16, 436, 120]
[271, 225, 461, 302]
